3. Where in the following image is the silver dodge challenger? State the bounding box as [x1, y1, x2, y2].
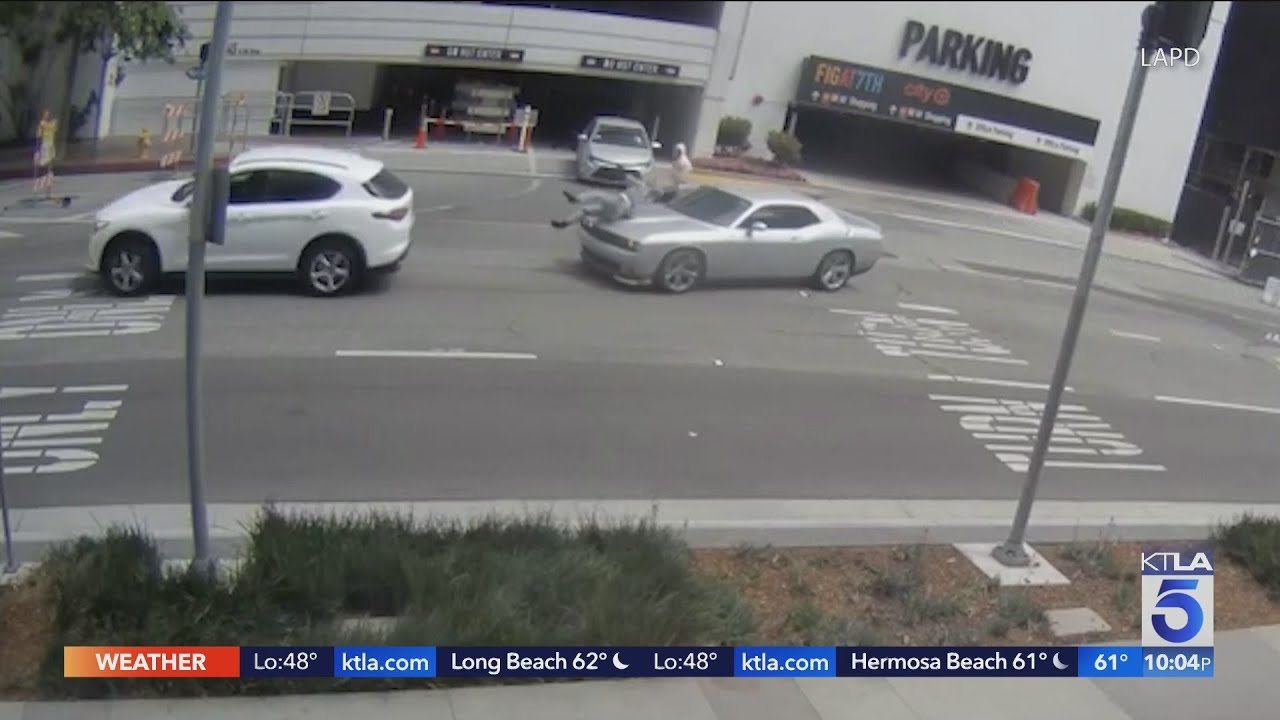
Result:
[578, 184, 885, 293]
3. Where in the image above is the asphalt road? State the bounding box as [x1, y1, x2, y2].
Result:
[2, 153, 1279, 510]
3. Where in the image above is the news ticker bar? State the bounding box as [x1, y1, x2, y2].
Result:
[64, 646, 1214, 679]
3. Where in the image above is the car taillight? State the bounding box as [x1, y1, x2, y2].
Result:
[373, 206, 409, 221]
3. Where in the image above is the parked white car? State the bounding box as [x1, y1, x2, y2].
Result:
[89, 145, 415, 297]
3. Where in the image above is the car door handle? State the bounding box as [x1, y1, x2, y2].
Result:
[308, 210, 328, 220]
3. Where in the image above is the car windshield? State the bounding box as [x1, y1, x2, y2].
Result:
[667, 186, 752, 226]
[592, 126, 648, 148]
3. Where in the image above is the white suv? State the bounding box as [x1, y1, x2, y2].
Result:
[89, 145, 415, 297]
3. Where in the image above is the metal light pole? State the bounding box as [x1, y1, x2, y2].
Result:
[185, 0, 234, 570]
[992, 6, 1158, 567]
[0, 439, 17, 575]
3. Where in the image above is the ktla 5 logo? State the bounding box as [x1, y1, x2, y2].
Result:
[1141, 550, 1214, 647]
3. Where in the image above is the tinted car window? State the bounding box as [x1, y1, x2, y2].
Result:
[362, 168, 409, 199]
[668, 186, 752, 227]
[228, 170, 270, 205]
[742, 205, 821, 230]
[264, 170, 342, 203]
[593, 126, 648, 148]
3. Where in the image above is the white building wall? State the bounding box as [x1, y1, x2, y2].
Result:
[700, 0, 1230, 220]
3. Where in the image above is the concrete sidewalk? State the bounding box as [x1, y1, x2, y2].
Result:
[7, 498, 1280, 566]
[2, 624, 1278, 719]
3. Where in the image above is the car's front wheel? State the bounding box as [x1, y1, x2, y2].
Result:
[654, 248, 705, 294]
[813, 250, 855, 292]
[298, 236, 363, 297]
[100, 233, 159, 297]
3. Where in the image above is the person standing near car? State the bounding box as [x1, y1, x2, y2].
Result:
[672, 142, 692, 188]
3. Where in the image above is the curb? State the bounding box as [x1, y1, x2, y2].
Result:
[0, 156, 234, 181]
[3, 498, 1271, 566]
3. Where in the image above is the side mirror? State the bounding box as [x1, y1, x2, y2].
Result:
[652, 141, 662, 150]
[749, 221, 768, 234]
[577, 133, 588, 143]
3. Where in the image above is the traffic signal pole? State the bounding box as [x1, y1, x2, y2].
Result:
[991, 5, 1160, 567]
[185, 0, 234, 572]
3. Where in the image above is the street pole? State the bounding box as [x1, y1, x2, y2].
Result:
[0, 438, 16, 575]
[185, 0, 234, 571]
[992, 6, 1156, 567]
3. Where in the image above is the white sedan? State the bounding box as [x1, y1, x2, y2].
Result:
[89, 145, 415, 297]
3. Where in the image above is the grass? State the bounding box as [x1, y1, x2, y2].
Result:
[34, 507, 754, 698]
[1214, 514, 1280, 599]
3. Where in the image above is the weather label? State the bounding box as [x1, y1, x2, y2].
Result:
[838, 647, 1078, 677]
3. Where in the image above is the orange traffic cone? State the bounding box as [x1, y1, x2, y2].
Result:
[415, 119, 427, 149]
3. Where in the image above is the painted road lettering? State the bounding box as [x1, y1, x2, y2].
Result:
[1, 385, 127, 475]
[830, 308, 1027, 365]
[0, 296, 173, 339]
[928, 393, 1165, 473]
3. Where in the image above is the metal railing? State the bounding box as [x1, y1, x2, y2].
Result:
[276, 90, 356, 137]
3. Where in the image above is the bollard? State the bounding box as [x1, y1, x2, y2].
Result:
[1, 442, 16, 575]
[382, 107, 394, 141]
[138, 128, 152, 159]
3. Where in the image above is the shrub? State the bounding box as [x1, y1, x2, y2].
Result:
[716, 115, 752, 151]
[766, 130, 802, 166]
[36, 508, 756, 698]
[1081, 201, 1172, 237]
[1214, 514, 1280, 599]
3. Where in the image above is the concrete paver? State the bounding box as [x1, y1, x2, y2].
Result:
[888, 677, 1134, 720]
[448, 678, 717, 720]
[794, 677, 920, 720]
[697, 677, 825, 720]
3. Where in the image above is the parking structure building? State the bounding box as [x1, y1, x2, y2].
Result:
[94, 1, 1229, 220]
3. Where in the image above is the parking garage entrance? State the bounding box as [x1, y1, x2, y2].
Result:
[787, 55, 1101, 214]
[280, 58, 702, 152]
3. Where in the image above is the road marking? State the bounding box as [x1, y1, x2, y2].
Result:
[335, 349, 538, 360]
[896, 302, 958, 315]
[832, 308, 1028, 365]
[416, 204, 456, 213]
[1153, 395, 1280, 416]
[927, 374, 1073, 393]
[16, 272, 81, 283]
[0, 296, 174, 340]
[1109, 329, 1161, 343]
[930, 393, 1165, 473]
[1, 385, 128, 475]
[891, 213, 1080, 249]
[0, 229, 21, 239]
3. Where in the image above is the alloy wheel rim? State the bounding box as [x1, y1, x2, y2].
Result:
[110, 250, 145, 292]
[309, 250, 351, 293]
[821, 258, 851, 289]
[664, 252, 700, 291]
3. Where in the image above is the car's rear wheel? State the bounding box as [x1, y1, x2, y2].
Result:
[813, 250, 855, 292]
[298, 236, 363, 297]
[100, 233, 159, 297]
[655, 248, 705, 294]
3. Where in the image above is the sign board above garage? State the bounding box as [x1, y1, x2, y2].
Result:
[580, 55, 680, 78]
[794, 55, 1098, 160]
[424, 44, 525, 63]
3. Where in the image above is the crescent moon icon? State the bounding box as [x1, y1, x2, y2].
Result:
[1052, 652, 1068, 670]
[612, 652, 629, 670]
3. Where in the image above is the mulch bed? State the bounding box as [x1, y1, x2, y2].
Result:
[693, 155, 807, 183]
